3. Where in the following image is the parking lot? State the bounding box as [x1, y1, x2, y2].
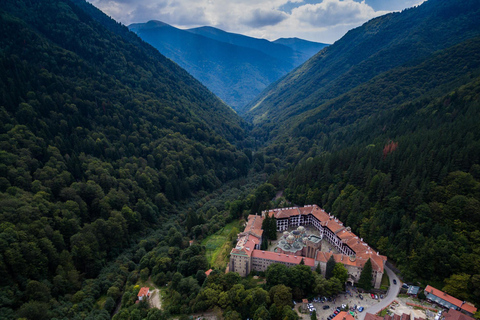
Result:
[297, 287, 384, 320]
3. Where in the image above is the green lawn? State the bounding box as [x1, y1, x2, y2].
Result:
[380, 272, 390, 290]
[201, 219, 244, 269]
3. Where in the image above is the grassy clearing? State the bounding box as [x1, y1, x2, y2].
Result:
[380, 272, 390, 290]
[202, 219, 244, 269]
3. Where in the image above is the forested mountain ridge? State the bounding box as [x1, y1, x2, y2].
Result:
[129, 21, 327, 111]
[244, 0, 480, 127]
[248, 0, 480, 308]
[0, 0, 253, 318]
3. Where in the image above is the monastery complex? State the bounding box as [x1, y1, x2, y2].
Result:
[229, 204, 387, 288]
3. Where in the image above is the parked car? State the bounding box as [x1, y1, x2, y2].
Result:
[380, 294, 384, 299]
[358, 307, 364, 312]
[375, 295, 378, 299]
[359, 294, 363, 300]
[393, 279, 397, 285]
[334, 310, 339, 315]
[336, 307, 341, 313]
[371, 293, 375, 299]
[323, 305, 330, 310]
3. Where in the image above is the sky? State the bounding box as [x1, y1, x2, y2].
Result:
[88, 0, 426, 43]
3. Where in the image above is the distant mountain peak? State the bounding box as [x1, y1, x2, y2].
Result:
[129, 22, 328, 110]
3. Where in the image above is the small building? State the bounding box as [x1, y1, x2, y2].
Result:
[138, 287, 150, 301]
[366, 312, 423, 320]
[334, 311, 356, 320]
[425, 285, 477, 316]
[407, 286, 420, 297]
[444, 308, 476, 320]
[205, 269, 213, 277]
[302, 298, 309, 312]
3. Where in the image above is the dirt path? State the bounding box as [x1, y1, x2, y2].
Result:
[149, 289, 162, 310]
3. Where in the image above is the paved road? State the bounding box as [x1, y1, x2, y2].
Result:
[358, 265, 401, 320]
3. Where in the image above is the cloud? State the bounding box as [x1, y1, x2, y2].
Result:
[291, 0, 387, 28]
[87, 0, 410, 42]
[241, 8, 288, 28]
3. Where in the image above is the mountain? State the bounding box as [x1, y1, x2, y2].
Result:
[247, 0, 480, 306]
[273, 37, 329, 58]
[186, 26, 314, 65]
[244, 0, 480, 128]
[129, 21, 327, 110]
[0, 0, 252, 318]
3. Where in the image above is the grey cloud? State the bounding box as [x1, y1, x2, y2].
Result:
[242, 8, 288, 28]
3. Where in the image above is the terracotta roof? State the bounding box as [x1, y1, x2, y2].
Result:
[315, 251, 386, 273]
[138, 287, 149, 297]
[393, 314, 401, 320]
[461, 302, 477, 315]
[205, 269, 213, 276]
[401, 313, 411, 320]
[424, 285, 476, 312]
[251, 250, 315, 267]
[334, 311, 356, 320]
[268, 207, 301, 219]
[444, 308, 475, 320]
[385, 315, 393, 320]
[244, 214, 264, 238]
[365, 313, 383, 320]
[324, 219, 345, 233]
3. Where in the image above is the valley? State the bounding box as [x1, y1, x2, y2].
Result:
[0, 0, 479, 319]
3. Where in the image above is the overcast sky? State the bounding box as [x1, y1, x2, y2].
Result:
[88, 0, 426, 43]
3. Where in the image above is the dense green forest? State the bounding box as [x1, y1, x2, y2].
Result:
[1, 0, 480, 319]
[269, 78, 480, 295]
[0, 0, 256, 318]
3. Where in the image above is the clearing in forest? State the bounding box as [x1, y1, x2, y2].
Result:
[201, 219, 243, 269]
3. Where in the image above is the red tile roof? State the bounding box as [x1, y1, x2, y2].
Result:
[425, 285, 462, 307]
[251, 250, 315, 267]
[334, 311, 356, 320]
[401, 313, 411, 320]
[205, 269, 213, 276]
[444, 308, 475, 320]
[462, 302, 477, 315]
[424, 285, 477, 313]
[365, 313, 383, 320]
[138, 287, 149, 297]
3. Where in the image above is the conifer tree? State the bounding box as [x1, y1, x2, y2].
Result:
[358, 258, 373, 290]
[325, 255, 336, 279]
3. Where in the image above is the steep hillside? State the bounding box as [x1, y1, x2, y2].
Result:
[245, 0, 480, 127]
[129, 21, 326, 110]
[0, 0, 251, 318]
[273, 37, 328, 59]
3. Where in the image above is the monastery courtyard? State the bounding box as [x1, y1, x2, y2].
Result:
[267, 225, 341, 255]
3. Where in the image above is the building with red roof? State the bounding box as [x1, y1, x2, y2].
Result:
[137, 287, 150, 301]
[205, 269, 213, 277]
[425, 285, 477, 316]
[229, 205, 387, 288]
[366, 312, 424, 320]
[265, 204, 386, 288]
[334, 311, 356, 320]
[444, 308, 476, 320]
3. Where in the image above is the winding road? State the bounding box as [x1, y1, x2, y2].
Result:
[358, 265, 401, 320]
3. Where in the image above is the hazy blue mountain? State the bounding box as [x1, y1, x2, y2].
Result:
[186, 26, 312, 65]
[273, 37, 329, 58]
[129, 21, 326, 110]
